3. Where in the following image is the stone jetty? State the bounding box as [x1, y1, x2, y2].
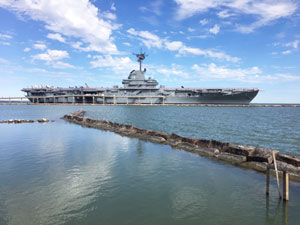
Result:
[62, 110, 300, 181]
[0, 118, 53, 123]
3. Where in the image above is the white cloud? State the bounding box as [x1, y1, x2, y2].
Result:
[0, 0, 119, 54]
[217, 10, 234, 18]
[0, 41, 10, 46]
[209, 24, 220, 35]
[174, 0, 297, 32]
[165, 41, 184, 51]
[286, 40, 300, 49]
[102, 11, 117, 20]
[190, 63, 300, 83]
[47, 33, 66, 43]
[282, 50, 291, 55]
[0, 57, 10, 64]
[127, 28, 163, 48]
[51, 61, 76, 69]
[33, 43, 47, 50]
[128, 28, 240, 62]
[111, 3, 116, 11]
[0, 33, 12, 40]
[123, 42, 131, 47]
[32, 49, 69, 61]
[139, 0, 163, 16]
[187, 27, 195, 32]
[192, 63, 262, 81]
[199, 19, 208, 25]
[156, 64, 190, 79]
[31, 49, 76, 69]
[90, 55, 136, 73]
[178, 46, 240, 62]
[24, 47, 31, 52]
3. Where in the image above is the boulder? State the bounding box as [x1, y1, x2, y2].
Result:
[247, 148, 279, 164]
[225, 144, 255, 156]
[37, 118, 49, 123]
[277, 154, 300, 167]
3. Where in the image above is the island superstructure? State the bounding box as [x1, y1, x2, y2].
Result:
[22, 51, 259, 104]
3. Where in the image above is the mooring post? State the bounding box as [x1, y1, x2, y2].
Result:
[266, 165, 270, 195]
[273, 151, 282, 199]
[283, 171, 289, 201]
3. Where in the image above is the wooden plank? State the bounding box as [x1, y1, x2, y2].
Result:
[273, 151, 282, 199]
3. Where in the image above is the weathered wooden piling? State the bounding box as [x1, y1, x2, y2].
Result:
[273, 151, 282, 199]
[283, 171, 289, 201]
[266, 166, 270, 196]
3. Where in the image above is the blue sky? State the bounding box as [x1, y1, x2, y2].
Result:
[0, 0, 299, 103]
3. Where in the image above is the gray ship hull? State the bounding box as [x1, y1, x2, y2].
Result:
[22, 87, 258, 105]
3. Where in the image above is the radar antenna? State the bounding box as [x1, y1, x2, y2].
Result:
[133, 48, 148, 71]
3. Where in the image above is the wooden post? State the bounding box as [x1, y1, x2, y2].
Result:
[93, 96, 96, 104]
[266, 165, 270, 195]
[114, 95, 116, 105]
[127, 97, 129, 105]
[283, 171, 289, 201]
[273, 151, 282, 199]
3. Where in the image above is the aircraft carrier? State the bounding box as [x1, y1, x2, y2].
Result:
[22, 51, 259, 105]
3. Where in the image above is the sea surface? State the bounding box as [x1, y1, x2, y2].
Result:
[0, 105, 299, 225]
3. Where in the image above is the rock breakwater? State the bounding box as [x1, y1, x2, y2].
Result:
[0, 118, 53, 123]
[62, 110, 300, 181]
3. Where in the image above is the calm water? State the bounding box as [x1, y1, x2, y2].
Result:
[0, 105, 300, 225]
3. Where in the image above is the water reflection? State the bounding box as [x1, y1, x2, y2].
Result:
[171, 186, 208, 219]
[265, 198, 288, 225]
[137, 140, 143, 156]
[0, 126, 126, 225]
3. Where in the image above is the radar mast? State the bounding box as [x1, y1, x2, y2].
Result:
[133, 49, 147, 72]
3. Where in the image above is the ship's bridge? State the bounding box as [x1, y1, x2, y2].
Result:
[122, 51, 158, 88]
[122, 69, 158, 88]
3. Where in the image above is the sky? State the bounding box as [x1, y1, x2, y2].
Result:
[0, 0, 299, 103]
